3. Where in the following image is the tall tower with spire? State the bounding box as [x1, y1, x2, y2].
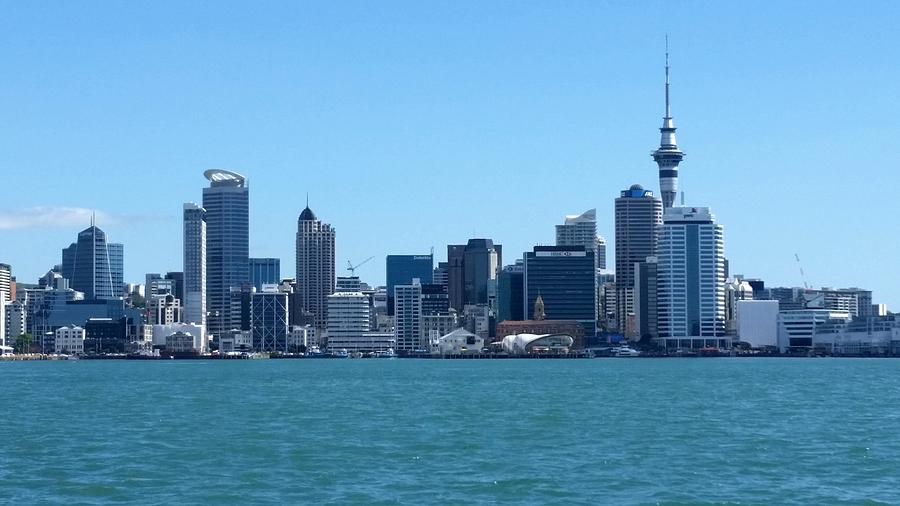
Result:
[652, 37, 685, 209]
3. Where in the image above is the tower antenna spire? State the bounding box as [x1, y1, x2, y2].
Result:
[665, 34, 670, 119]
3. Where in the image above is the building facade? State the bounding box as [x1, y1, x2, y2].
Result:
[657, 207, 727, 349]
[183, 203, 207, 326]
[295, 206, 335, 330]
[54, 325, 85, 354]
[386, 254, 433, 314]
[326, 291, 371, 351]
[202, 169, 249, 338]
[446, 239, 502, 312]
[614, 185, 663, 333]
[394, 282, 423, 352]
[497, 262, 524, 323]
[251, 286, 290, 352]
[62, 224, 119, 300]
[249, 257, 281, 291]
[523, 246, 597, 339]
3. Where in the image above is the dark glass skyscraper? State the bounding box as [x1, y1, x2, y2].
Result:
[386, 254, 433, 314]
[497, 262, 524, 323]
[446, 239, 502, 311]
[202, 169, 249, 338]
[249, 257, 281, 291]
[61, 224, 119, 300]
[523, 245, 596, 337]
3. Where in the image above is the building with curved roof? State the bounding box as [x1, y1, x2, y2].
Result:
[500, 333, 574, 355]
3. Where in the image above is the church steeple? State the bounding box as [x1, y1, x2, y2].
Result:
[533, 294, 546, 321]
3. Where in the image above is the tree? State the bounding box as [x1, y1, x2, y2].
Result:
[14, 333, 33, 354]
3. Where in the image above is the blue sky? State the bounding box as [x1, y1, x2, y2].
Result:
[1, 1, 898, 307]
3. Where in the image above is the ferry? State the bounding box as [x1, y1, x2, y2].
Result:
[612, 346, 641, 357]
[374, 348, 397, 359]
[306, 346, 328, 358]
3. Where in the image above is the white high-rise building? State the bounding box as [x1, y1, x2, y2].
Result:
[657, 207, 727, 349]
[295, 205, 335, 330]
[5, 300, 27, 343]
[0, 297, 5, 347]
[183, 203, 206, 326]
[326, 292, 371, 351]
[0, 263, 10, 302]
[394, 281, 423, 351]
[555, 209, 607, 270]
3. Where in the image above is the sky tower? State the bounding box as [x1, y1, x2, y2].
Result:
[652, 37, 685, 209]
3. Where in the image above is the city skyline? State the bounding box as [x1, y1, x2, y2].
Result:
[1, 3, 898, 308]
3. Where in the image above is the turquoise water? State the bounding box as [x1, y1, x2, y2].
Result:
[2, 358, 899, 504]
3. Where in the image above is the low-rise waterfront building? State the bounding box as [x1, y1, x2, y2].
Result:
[777, 309, 851, 353]
[736, 300, 779, 349]
[431, 328, 483, 355]
[150, 323, 206, 352]
[55, 325, 85, 354]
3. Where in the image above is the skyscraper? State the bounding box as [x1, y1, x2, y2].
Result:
[251, 285, 290, 352]
[523, 245, 597, 338]
[0, 263, 10, 303]
[183, 203, 206, 326]
[652, 42, 685, 209]
[497, 262, 524, 323]
[657, 207, 726, 349]
[61, 222, 118, 300]
[202, 169, 249, 338]
[249, 257, 281, 291]
[615, 185, 663, 333]
[386, 254, 433, 314]
[295, 205, 335, 330]
[556, 209, 603, 263]
[394, 281, 423, 352]
[108, 242, 124, 296]
[446, 239, 502, 312]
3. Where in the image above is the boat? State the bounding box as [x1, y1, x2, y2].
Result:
[306, 346, 328, 358]
[612, 346, 641, 357]
[375, 348, 397, 359]
[331, 349, 350, 358]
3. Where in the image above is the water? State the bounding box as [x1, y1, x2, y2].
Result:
[2, 358, 899, 505]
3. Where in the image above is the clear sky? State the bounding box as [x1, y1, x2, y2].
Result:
[1, 1, 898, 307]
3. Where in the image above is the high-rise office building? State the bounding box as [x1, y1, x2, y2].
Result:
[386, 254, 433, 314]
[652, 44, 685, 209]
[615, 185, 663, 334]
[523, 245, 597, 338]
[108, 242, 124, 296]
[61, 222, 119, 300]
[0, 263, 10, 302]
[326, 291, 371, 351]
[432, 262, 448, 287]
[202, 169, 249, 338]
[251, 285, 290, 352]
[295, 205, 335, 330]
[497, 262, 524, 323]
[394, 281, 423, 352]
[249, 258, 281, 291]
[446, 239, 502, 312]
[596, 236, 607, 270]
[634, 257, 659, 341]
[183, 203, 206, 326]
[657, 207, 727, 349]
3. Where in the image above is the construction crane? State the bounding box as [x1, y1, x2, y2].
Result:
[346, 256, 375, 276]
[794, 253, 810, 290]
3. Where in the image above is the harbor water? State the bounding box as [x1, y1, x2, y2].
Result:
[2, 358, 899, 504]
